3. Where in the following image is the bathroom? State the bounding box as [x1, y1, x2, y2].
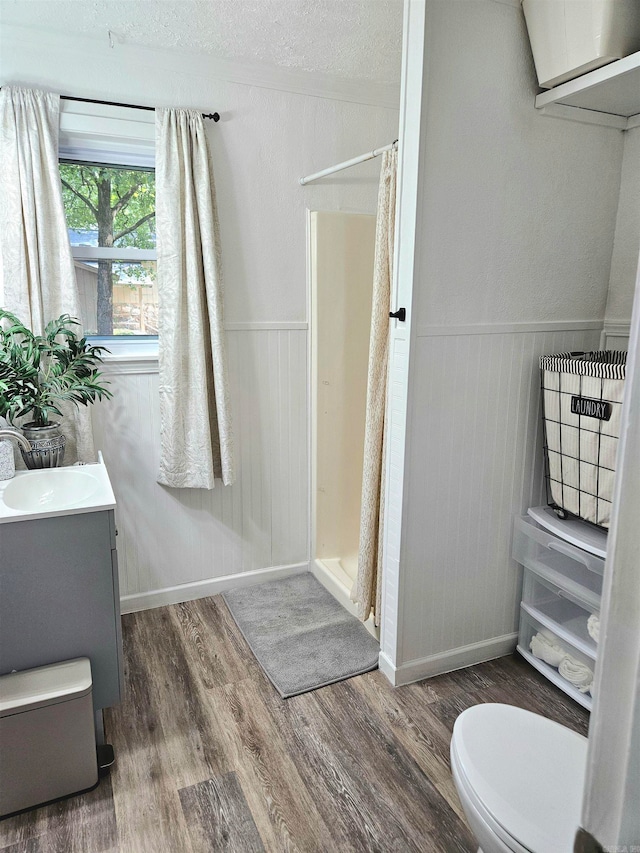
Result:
[0, 0, 639, 850]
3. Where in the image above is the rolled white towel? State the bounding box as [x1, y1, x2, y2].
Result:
[559, 655, 594, 693]
[530, 632, 567, 668]
[587, 614, 600, 644]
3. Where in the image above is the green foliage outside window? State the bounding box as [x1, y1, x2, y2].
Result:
[59, 163, 156, 335]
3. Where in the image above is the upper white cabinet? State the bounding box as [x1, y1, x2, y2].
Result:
[535, 51, 640, 129]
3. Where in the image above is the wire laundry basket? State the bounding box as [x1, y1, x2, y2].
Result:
[540, 350, 627, 530]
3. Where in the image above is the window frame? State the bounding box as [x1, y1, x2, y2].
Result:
[59, 101, 159, 359]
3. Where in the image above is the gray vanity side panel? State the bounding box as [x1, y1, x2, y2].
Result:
[110, 543, 124, 698]
[107, 509, 117, 550]
[0, 510, 122, 710]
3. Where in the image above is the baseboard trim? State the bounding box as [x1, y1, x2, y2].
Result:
[120, 562, 309, 613]
[378, 650, 398, 685]
[378, 632, 519, 687]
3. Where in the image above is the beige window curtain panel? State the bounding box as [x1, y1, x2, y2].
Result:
[155, 108, 234, 489]
[352, 148, 397, 625]
[0, 86, 95, 464]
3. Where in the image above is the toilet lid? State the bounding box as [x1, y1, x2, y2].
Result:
[452, 703, 588, 853]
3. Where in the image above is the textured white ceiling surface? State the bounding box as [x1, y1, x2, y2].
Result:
[0, 0, 403, 83]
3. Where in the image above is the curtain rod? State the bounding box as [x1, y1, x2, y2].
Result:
[299, 140, 398, 185]
[60, 95, 220, 122]
[0, 89, 220, 122]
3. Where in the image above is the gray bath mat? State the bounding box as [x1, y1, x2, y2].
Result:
[222, 572, 379, 698]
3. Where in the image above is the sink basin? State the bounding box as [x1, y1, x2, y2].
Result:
[3, 468, 102, 512]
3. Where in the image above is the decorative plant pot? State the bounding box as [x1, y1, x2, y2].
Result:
[20, 423, 66, 469]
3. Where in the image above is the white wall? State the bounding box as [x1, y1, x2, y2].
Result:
[415, 0, 622, 329]
[386, 0, 626, 681]
[606, 127, 640, 325]
[93, 331, 308, 607]
[0, 23, 399, 606]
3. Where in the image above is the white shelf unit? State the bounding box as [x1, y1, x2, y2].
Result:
[535, 50, 640, 129]
[513, 510, 607, 710]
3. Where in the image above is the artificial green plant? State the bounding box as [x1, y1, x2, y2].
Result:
[0, 310, 112, 427]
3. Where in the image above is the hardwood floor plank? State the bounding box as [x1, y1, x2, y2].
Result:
[0, 835, 118, 853]
[130, 605, 232, 789]
[187, 597, 263, 686]
[233, 669, 387, 852]
[311, 679, 477, 853]
[418, 655, 589, 740]
[438, 654, 587, 735]
[103, 612, 194, 853]
[3, 596, 592, 853]
[222, 678, 340, 852]
[165, 599, 297, 792]
[179, 772, 264, 853]
[160, 598, 342, 850]
[427, 691, 489, 734]
[1, 841, 117, 853]
[217, 601, 469, 850]
[350, 671, 468, 823]
[0, 778, 117, 852]
[241, 652, 472, 852]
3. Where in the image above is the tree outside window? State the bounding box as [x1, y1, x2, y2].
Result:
[59, 162, 156, 336]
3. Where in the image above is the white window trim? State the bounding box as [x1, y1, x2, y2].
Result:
[59, 100, 155, 168]
[61, 99, 159, 359]
[71, 246, 157, 262]
[90, 336, 159, 359]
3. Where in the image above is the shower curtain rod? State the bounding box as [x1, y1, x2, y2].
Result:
[299, 140, 397, 185]
[0, 89, 220, 122]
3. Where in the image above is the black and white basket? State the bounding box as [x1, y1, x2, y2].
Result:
[540, 351, 627, 529]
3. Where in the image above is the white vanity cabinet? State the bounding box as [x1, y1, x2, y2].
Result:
[513, 507, 607, 710]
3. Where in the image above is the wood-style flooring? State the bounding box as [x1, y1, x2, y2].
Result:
[0, 595, 589, 853]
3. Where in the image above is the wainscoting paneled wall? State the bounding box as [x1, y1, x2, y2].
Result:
[91, 328, 308, 610]
[601, 322, 632, 351]
[396, 324, 602, 677]
[380, 331, 410, 668]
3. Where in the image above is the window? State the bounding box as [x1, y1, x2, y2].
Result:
[60, 161, 157, 339]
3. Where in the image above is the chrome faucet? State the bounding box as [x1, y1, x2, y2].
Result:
[0, 429, 32, 453]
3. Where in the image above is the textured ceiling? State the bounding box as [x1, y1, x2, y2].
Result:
[0, 0, 403, 82]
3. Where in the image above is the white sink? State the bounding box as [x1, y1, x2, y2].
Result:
[3, 468, 102, 512]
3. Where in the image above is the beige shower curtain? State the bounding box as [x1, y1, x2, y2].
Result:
[353, 147, 397, 624]
[0, 86, 95, 463]
[155, 108, 234, 489]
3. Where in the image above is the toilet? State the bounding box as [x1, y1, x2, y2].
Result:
[450, 703, 588, 853]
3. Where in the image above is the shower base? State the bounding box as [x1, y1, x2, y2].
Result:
[312, 558, 379, 640]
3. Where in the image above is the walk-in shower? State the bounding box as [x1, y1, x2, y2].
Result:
[309, 210, 377, 636]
